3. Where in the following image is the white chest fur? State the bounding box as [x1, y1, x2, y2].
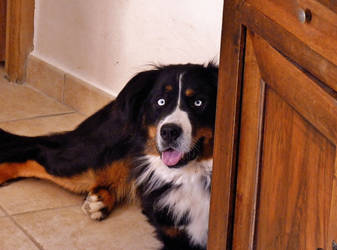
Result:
[136, 155, 213, 247]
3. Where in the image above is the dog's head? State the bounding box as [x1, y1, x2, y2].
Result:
[117, 63, 218, 168]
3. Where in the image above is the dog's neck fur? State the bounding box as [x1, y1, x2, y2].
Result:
[135, 155, 212, 247]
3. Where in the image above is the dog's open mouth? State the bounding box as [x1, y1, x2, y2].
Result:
[160, 138, 203, 168]
[162, 149, 183, 166]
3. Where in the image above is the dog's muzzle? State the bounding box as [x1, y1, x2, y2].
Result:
[159, 123, 184, 167]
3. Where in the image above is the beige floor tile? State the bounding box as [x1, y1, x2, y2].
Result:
[0, 179, 82, 215]
[0, 207, 5, 216]
[0, 79, 72, 122]
[0, 112, 86, 136]
[0, 217, 39, 250]
[14, 205, 162, 250]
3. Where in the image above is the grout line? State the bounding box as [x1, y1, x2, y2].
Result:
[61, 75, 87, 117]
[1, 79, 82, 119]
[0, 204, 7, 217]
[28, 81, 87, 117]
[9, 204, 82, 217]
[0, 111, 77, 124]
[24, 83, 78, 113]
[0, 205, 45, 250]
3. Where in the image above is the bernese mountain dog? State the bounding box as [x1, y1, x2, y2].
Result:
[0, 63, 218, 250]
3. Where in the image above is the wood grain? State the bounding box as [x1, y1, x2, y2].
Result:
[5, 0, 34, 83]
[208, 0, 244, 249]
[252, 32, 337, 145]
[232, 31, 265, 250]
[255, 87, 335, 249]
[0, 0, 6, 61]
[215, 0, 337, 249]
[235, 31, 337, 249]
[328, 155, 337, 249]
[247, 0, 337, 67]
[240, 2, 337, 95]
[316, 0, 337, 13]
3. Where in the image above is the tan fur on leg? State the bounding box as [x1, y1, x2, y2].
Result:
[0, 160, 95, 193]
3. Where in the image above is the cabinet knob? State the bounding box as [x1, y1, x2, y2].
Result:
[297, 8, 312, 23]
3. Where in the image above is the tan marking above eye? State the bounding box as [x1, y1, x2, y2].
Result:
[185, 89, 195, 96]
[165, 85, 173, 91]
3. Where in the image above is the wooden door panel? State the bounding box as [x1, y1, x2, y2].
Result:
[251, 32, 337, 145]
[233, 32, 265, 250]
[240, 2, 337, 94]
[246, 0, 337, 67]
[233, 31, 337, 249]
[0, 0, 6, 61]
[256, 87, 335, 249]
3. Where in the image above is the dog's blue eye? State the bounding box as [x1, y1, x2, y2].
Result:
[157, 98, 166, 106]
[194, 100, 203, 107]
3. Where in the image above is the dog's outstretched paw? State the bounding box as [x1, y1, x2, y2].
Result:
[81, 192, 110, 221]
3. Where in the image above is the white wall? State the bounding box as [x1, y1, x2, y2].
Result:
[33, 0, 223, 96]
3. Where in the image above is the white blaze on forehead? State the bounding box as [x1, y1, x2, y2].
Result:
[159, 108, 192, 152]
[157, 72, 193, 153]
[177, 73, 184, 106]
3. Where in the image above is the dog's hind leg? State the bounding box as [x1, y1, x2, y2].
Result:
[0, 161, 45, 185]
[0, 162, 21, 185]
[0, 159, 136, 221]
[0, 160, 95, 193]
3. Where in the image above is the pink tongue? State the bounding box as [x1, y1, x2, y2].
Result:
[162, 150, 183, 166]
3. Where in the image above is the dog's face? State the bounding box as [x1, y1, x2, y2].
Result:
[117, 64, 218, 248]
[140, 64, 218, 168]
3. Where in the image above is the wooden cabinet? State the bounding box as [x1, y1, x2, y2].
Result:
[0, 0, 6, 61]
[208, 0, 337, 249]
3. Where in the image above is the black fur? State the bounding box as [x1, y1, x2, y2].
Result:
[0, 63, 218, 249]
[0, 74, 151, 177]
[136, 167, 202, 250]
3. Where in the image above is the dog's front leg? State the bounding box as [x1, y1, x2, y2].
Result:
[81, 159, 136, 221]
[81, 187, 117, 220]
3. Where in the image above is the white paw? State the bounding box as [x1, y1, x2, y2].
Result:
[81, 193, 106, 220]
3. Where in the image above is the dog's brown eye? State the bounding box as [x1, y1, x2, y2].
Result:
[157, 98, 166, 106]
[194, 100, 203, 107]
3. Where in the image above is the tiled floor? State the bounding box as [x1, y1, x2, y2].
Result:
[0, 69, 161, 250]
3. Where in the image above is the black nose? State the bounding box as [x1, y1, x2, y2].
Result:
[160, 123, 182, 143]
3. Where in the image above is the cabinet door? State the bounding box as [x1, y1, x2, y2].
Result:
[0, 0, 6, 61]
[233, 31, 337, 250]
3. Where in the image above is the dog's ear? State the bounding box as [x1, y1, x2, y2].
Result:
[116, 69, 160, 122]
[206, 62, 218, 88]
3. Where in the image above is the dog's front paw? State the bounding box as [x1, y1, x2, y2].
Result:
[81, 192, 110, 221]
